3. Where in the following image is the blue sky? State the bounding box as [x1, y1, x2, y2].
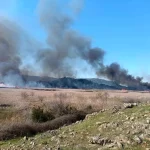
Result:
[0, 0, 150, 79]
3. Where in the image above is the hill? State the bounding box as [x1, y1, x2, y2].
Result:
[1, 103, 150, 150]
[22, 76, 146, 90]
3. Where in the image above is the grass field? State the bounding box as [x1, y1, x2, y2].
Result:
[0, 88, 150, 125]
[1, 88, 150, 149]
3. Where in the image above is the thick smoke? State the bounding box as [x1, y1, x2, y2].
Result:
[0, 0, 105, 85]
[0, 17, 39, 86]
[97, 62, 143, 86]
[0, 18, 21, 76]
[37, 0, 105, 77]
[0, 0, 146, 88]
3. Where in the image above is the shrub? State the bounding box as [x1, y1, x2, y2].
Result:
[0, 113, 86, 141]
[38, 96, 45, 103]
[0, 104, 12, 108]
[21, 92, 29, 99]
[31, 107, 54, 123]
[96, 91, 109, 100]
[30, 92, 35, 97]
[96, 92, 109, 109]
[54, 93, 68, 101]
[50, 100, 78, 117]
[84, 105, 93, 113]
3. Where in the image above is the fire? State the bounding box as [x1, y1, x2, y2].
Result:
[121, 89, 128, 93]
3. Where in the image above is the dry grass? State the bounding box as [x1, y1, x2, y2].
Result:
[1, 89, 149, 123]
[1, 88, 150, 107]
[1, 88, 150, 141]
[21, 91, 30, 100]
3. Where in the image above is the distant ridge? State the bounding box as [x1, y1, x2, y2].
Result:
[22, 75, 143, 90]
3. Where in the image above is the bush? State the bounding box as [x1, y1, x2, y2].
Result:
[38, 96, 45, 103]
[50, 100, 78, 117]
[21, 92, 29, 99]
[84, 105, 93, 113]
[0, 113, 86, 140]
[31, 107, 54, 123]
[95, 92, 109, 109]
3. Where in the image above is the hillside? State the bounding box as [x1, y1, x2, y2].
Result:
[38, 77, 118, 89]
[22, 76, 147, 90]
[1, 103, 150, 150]
[22, 76, 120, 89]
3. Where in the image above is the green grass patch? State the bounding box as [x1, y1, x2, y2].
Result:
[1, 104, 150, 150]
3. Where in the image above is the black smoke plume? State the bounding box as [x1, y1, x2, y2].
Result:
[0, 0, 105, 85]
[0, 0, 146, 88]
[0, 18, 22, 76]
[97, 62, 143, 87]
[37, 0, 104, 77]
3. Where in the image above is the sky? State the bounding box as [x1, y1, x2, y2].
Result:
[0, 0, 150, 79]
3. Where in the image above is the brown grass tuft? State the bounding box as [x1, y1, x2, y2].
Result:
[21, 92, 30, 100]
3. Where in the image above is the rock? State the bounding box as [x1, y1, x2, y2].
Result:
[131, 125, 134, 129]
[123, 103, 137, 109]
[90, 135, 112, 146]
[23, 136, 28, 141]
[68, 128, 73, 132]
[126, 117, 130, 120]
[146, 120, 150, 124]
[112, 122, 119, 128]
[63, 135, 67, 138]
[133, 135, 142, 144]
[139, 134, 146, 140]
[85, 112, 98, 119]
[57, 147, 61, 150]
[49, 130, 57, 136]
[30, 141, 35, 146]
[130, 117, 135, 121]
[131, 128, 143, 135]
[58, 135, 63, 139]
[133, 103, 138, 106]
[96, 122, 102, 125]
[51, 136, 56, 141]
[62, 131, 66, 134]
[101, 123, 108, 129]
[117, 142, 123, 149]
[28, 138, 35, 141]
[70, 132, 75, 136]
[144, 124, 149, 129]
[117, 111, 124, 115]
[90, 135, 101, 144]
[96, 121, 108, 126]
